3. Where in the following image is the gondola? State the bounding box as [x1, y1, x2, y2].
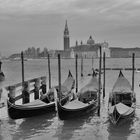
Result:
[7, 99, 55, 119]
[57, 72, 99, 120]
[40, 70, 75, 103]
[108, 71, 136, 125]
[7, 70, 75, 119]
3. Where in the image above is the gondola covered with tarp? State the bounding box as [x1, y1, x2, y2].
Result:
[108, 71, 136, 125]
[7, 70, 75, 119]
[57, 73, 99, 120]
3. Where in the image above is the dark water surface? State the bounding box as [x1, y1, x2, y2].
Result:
[0, 58, 140, 140]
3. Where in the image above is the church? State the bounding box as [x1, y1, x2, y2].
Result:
[52, 21, 110, 58]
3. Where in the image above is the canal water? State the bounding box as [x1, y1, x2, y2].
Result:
[0, 58, 140, 140]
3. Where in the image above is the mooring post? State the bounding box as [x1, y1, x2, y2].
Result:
[103, 52, 106, 98]
[22, 81, 30, 104]
[48, 53, 51, 89]
[58, 54, 61, 101]
[98, 46, 102, 116]
[132, 53, 135, 91]
[21, 51, 25, 85]
[75, 54, 78, 93]
[81, 56, 83, 77]
[34, 78, 40, 100]
[92, 56, 94, 69]
[40, 77, 47, 99]
[8, 86, 16, 104]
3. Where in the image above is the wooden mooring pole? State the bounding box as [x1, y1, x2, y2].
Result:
[81, 56, 83, 77]
[103, 52, 106, 98]
[8, 86, 16, 104]
[21, 51, 25, 85]
[98, 46, 102, 116]
[34, 78, 40, 100]
[48, 53, 51, 89]
[92, 56, 94, 69]
[132, 53, 135, 91]
[58, 54, 61, 101]
[22, 81, 30, 104]
[76, 54, 78, 93]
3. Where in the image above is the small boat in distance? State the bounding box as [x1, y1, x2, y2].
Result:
[7, 70, 75, 119]
[87, 68, 103, 76]
[57, 72, 99, 120]
[108, 71, 136, 125]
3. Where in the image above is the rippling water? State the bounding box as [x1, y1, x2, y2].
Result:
[1, 58, 140, 140]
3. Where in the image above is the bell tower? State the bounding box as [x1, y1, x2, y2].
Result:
[64, 20, 70, 51]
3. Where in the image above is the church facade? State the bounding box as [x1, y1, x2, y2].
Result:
[52, 21, 110, 58]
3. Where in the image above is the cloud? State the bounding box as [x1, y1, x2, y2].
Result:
[98, 0, 140, 18]
[0, 0, 87, 15]
[0, 0, 140, 20]
[1, 0, 140, 56]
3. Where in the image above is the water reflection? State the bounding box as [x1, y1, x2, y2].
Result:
[12, 112, 56, 140]
[54, 111, 95, 140]
[0, 118, 17, 140]
[107, 118, 133, 140]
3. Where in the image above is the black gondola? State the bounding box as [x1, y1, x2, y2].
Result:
[7, 70, 75, 119]
[108, 71, 136, 125]
[7, 99, 55, 119]
[57, 73, 99, 120]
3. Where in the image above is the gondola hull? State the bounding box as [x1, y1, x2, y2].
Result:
[7, 100, 55, 119]
[57, 100, 98, 120]
[108, 71, 136, 125]
[57, 72, 99, 120]
[109, 106, 135, 125]
[7, 70, 75, 120]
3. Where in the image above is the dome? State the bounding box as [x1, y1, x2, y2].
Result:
[87, 36, 95, 45]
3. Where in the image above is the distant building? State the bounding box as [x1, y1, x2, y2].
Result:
[64, 20, 70, 51]
[54, 20, 110, 58]
[70, 37, 100, 58]
[47, 21, 110, 59]
[110, 47, 140, 58]
[100, 41, 110, 57]
[70, 48, 75, 59]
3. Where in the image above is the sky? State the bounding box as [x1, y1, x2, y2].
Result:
[0, 0, 140, 56]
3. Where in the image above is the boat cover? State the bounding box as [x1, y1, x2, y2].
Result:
[55, 71, 75, 95]
[79, 76, 98, 94]
[63, 99, 88, 109]
[20, 99, 52, 108]
[110, 102, 134, 116]
[112, 71, 133, 94]
[78, 76, 98, 99]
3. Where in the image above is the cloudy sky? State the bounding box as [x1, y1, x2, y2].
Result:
[0, 0, 140, 56]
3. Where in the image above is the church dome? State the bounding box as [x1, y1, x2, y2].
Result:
[87, 36, 95, 45]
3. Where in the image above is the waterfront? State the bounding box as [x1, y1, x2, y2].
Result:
[1, 58, 140, 140]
